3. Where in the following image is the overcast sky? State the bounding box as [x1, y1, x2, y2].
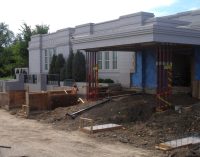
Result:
[1, 0, 200, 35]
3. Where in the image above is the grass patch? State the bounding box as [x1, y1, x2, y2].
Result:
[0, 76, 14, 80]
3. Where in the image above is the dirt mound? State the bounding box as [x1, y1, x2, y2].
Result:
[29, 94, 200, 150]
[169, 145, 200, 157]
[82, 94, 155, 124]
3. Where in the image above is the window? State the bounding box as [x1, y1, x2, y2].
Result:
[112, 51, 117, 69]
[44, 48, 56, 71]
[97, 52, 102, 69]
[104, 51, 110, 69]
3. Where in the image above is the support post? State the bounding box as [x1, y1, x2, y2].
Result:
[86, 51, 99, 100]
[156, 44, 173, 111]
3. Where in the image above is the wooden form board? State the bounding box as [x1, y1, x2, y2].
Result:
[82, 123, 122, 134]
[156, 137, 200, 151]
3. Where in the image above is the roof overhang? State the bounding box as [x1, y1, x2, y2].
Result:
[72, 24, 200, 52]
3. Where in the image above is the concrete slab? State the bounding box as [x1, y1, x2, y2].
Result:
[156, 136, 200, 151]
[82, 123, 122, 133]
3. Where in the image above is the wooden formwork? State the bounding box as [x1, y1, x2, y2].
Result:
[192, 80, 200, 99]
[0, 90, 25, 110]
[29, 92, 49, 111]
[0, 89, 77, 113]
[28, 90, 77, 111]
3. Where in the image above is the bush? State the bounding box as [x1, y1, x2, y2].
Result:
[72, 51, 86, 82]
[49, 54, 57, 74]
[65, 50, 74, 79]
[98, 78, 104, 83]
[104, 78, 114, 83]
[98, 78, 114, 83]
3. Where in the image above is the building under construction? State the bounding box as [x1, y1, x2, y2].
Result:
[29, 9, 200, 109]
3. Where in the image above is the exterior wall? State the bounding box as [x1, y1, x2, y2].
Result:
[29, 28, 74, 74]
[28, 9, 200, 90]
[195, 47, 200, 80]
[192, 47, 200, 99]
[29, 49, 41, 73]
[132, 51, 143, 88]
[98, 51, 134, 87]
[131, 50, 157, 91]
[163, 10, 200, 28]
[143, 50, 157, 89]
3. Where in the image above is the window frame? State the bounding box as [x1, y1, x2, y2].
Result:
[104, 51, 110, 69]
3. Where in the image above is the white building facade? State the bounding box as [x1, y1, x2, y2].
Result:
[29, 9, 200, 89]
[29, 31, 135, 87]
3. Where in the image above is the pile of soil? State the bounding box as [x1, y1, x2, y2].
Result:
[168, 144, 200, 157]
[29, 94, 200, 151]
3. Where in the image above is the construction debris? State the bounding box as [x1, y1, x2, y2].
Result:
[29, 94, 200, 150]
[78, 98, 85, 103]
[81, 123, 122, 134]
[156, 137, 200, 151]
[79, 117, 122, 134]
[0, 145, 11, 149]
[66, 98, 110, 119]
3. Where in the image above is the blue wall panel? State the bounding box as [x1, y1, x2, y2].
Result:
[132, 51, 143, 88]
[132, 50, 157, 89]
[195, 47, 200, 80]
[144, 50, 157, 88]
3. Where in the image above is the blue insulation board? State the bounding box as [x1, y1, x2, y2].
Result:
[195, 48, 200, 80]
[132, 50, 157, 88]
[143, 50, 157, 89]
[132, 51, 143, 88]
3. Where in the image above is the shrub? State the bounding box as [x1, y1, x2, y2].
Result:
[98, 78, 114, 83]
[104, 78, 114, 83]
[65, 50, 74, 79]
[98, 78, 104, 83]
[72, 51, 86, 82]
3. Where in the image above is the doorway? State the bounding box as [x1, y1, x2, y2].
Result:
[172, 51, 192, 87]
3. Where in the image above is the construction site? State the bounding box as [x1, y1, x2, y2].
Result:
[1, 9, 200, 157]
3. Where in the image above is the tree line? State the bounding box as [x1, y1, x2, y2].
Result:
[49, 50, 86, 82]
[0, 22, 49, 77]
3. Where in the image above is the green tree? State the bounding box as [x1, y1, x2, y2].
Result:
[0, 47, 16, 77]
[55, 54, 65, 80]
[15, 23, 50, 67]
[55, 54, 65, 73]
[0, 23, 14, 77]
[32, 24, 49, 35]
[65, 50, 74, 79]
[49, 54, 57, 74]
[15, 23, 32, 67]
[72, 51, 86, 82]
[0, 23, 14, 51]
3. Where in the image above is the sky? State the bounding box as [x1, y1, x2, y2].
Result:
[1, 0, 200, 35]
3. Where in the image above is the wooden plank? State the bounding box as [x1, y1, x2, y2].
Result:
[82, 123, 122, 134]
[192, 80, 198, 98]
[156, 137, 200, 151]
